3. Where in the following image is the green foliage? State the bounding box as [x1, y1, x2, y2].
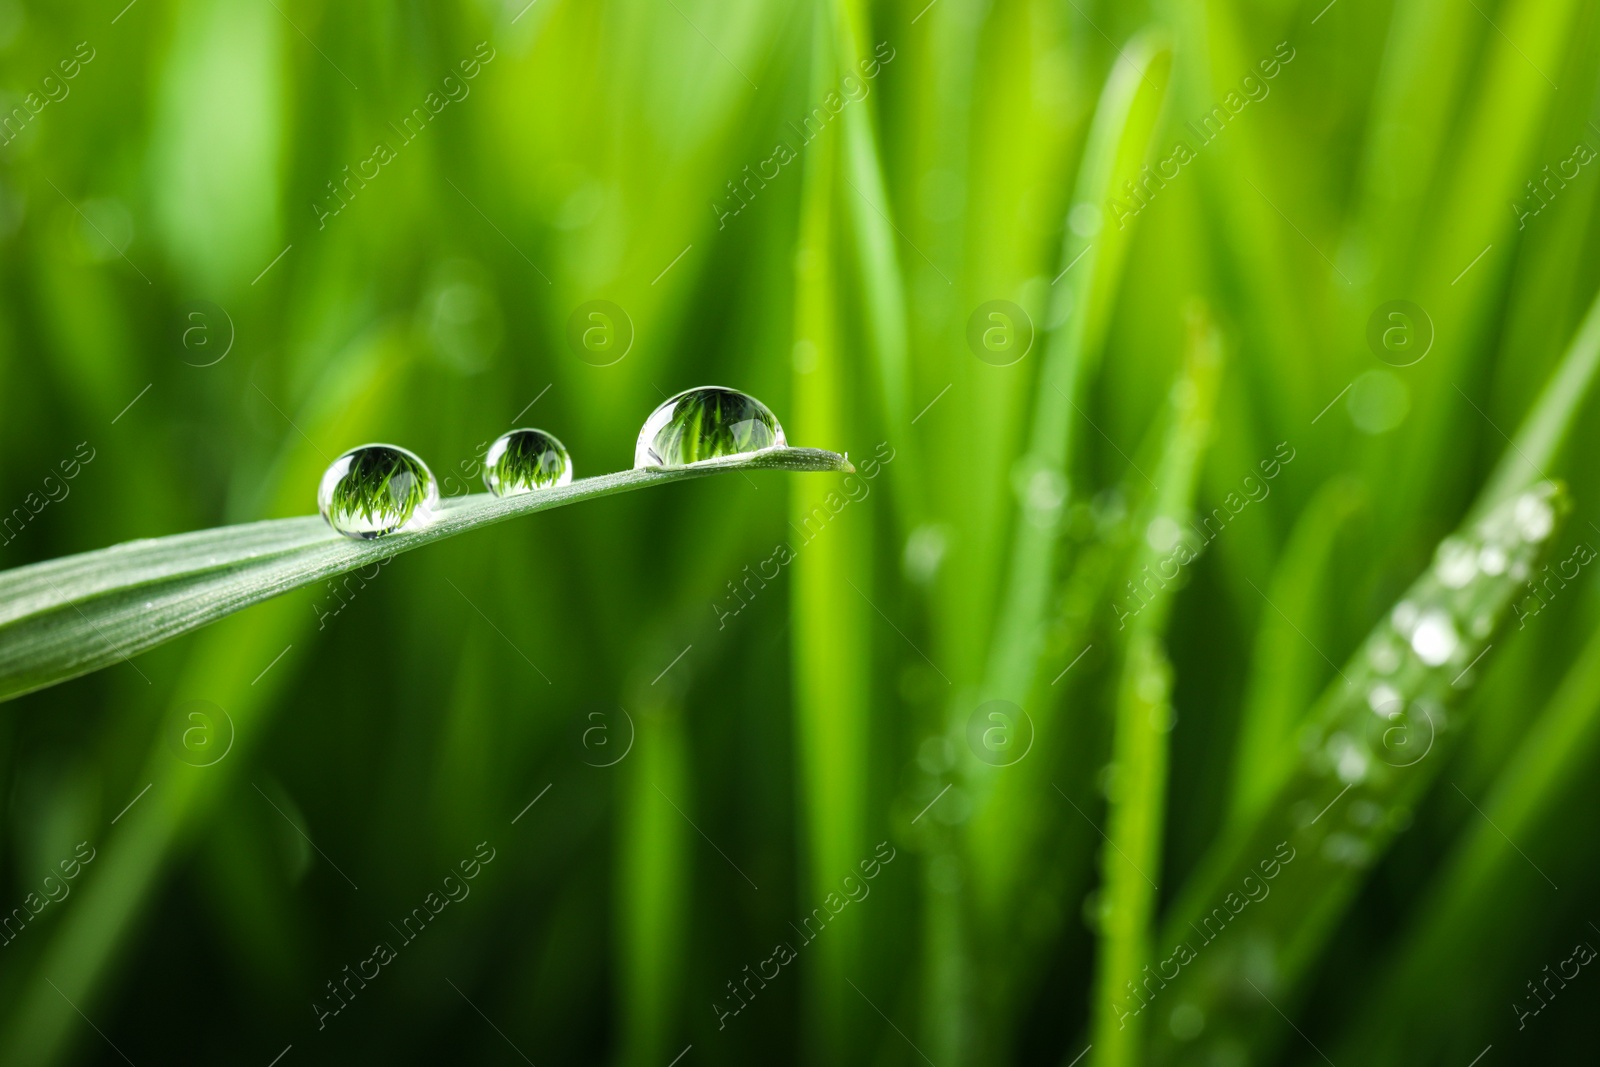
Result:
[4, 1, 1600, 1065]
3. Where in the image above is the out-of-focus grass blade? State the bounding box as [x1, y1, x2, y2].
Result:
[1, 325, 428, 1064]
[1343, 0, 1480, 290]
[1383, 0, 1581, 528]
[617, 700, 690, 1067]
[0, 448, 851, 704]
[1091, 307, 1222, 1067]
[788, 3, 873, 1058]
[1229, 477, 1365, 820]
[1474, 293, 1600, 517]
[1335, 622, 1600, 1065]
[833, 0, 916, 520]
[981, 28, 1173, 716]
[1147, 286, 1600, 1065]
[967, 25, 1173, 921]
[1148, 479, 1567, 1065]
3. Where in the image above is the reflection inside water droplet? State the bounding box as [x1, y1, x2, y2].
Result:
[318, 444, 438, 540]
[633, 386, 786, 468]
[483, 428, 572, 496]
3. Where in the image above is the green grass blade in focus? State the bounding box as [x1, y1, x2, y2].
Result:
[0, 448, 851, 704]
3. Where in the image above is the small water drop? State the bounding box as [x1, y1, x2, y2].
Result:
[1391, 600, 1419, 636]
[483, 428, 572, 496]
[633, 386, 786, 468]
[318, 444, 438, 540]
[1322, 832, 1373, 867]
[1513, 493, 1554, 542]
[1367, 638, 1403, 674]
[1146, 516, 1182, 552]
[1336, 744, 1370, 784]
[1348, 799, 1385, 827]
[1367, 683, 1401, 716]
[1410, 610, 1459, 667]
[1434, 538, 1477, 588]
[1169, 1004, 1205, 1041]
[1477, 544, 1508, 575]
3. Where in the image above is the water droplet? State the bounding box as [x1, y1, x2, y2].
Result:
[483, 428, 572, 496]
[1021, 467, 1067, 521]
[1146, 516, 1182, 552]
[1367, 684, 1401, 716]
[1347, 369, 1410, 434]
[1322, 832, 1373, 867]
[1513, 493, 1554, 542]
[1434, 538, 1478, 588]
[1391, 601, 1419, 635]
[1470, 611, 1493, 639]
[1348, 799, 1385, 827]
[1410, 610, 1459, 666]
[1068, 202, 1102, 237]
[633, 386, 786, 468]
[1367, 638, 1403, 674]
[1478, 544, 1507, 575]
[903, 524, 950, 584]
[318, 444, 438, 539]
[1336, 744, 1370, 784]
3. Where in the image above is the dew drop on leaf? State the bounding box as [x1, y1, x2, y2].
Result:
[1409, 610, 1459, 667]
[483, 428, 572, 496]
[1513, 492, 1554, 542]
[633, 386, 786, 468]
[1434, 538, 1477, 588]
[317, 444, 439, 540]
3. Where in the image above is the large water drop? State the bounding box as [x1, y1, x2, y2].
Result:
[633, 386, 786, 468]
[318, 444, 438, 539]
[483, 428, 572, 496]
[1410, 610, 1459, 667]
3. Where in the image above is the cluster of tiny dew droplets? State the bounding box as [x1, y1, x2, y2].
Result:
[1301, 484, 1561, 801]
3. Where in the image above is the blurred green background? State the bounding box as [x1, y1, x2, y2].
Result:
[4, 0, 1600, 1064]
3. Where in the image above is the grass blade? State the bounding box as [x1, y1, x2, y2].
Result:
[787, 4, 874, 1057]
[1090, 307, 1223, 1067]
[0, 448, 852, 703]
[1148, 478, 1568, 1064]
[1229, 478, 1366, 820]
[981, 27, 1173, 715]
[1145, 286, 1600, 1063]
[1335, 622, 1600, 1064]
